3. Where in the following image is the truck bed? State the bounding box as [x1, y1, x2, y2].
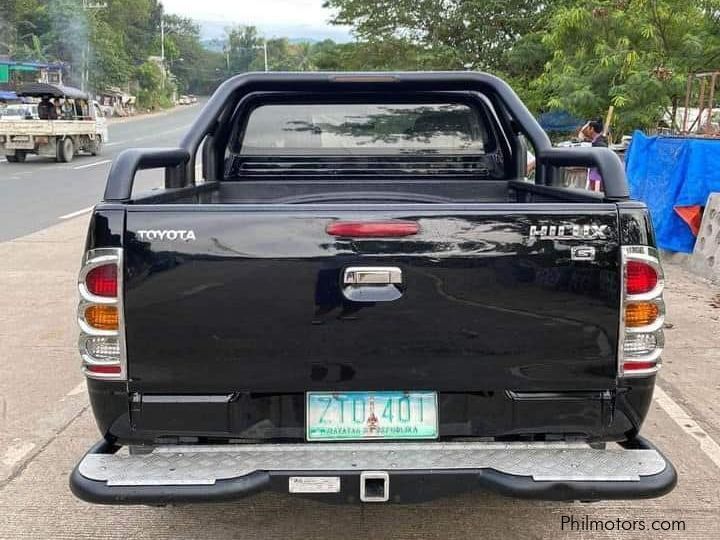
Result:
[0, 119, 97, 136]
[132, 178, 604, 205]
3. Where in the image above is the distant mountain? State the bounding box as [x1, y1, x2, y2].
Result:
[197, 20, 351, 45]
[288, 38, 321, 45]
[201, 38, 226, 53]
[201, 35, 323, 53]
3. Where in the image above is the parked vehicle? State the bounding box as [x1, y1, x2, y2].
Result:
[70, 72, 675, 505]
[178, 95, 191, 105]
[0, 83, 107, 163]
[98, 104, 114, 118]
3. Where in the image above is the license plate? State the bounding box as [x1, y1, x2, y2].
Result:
[306, 391, 438, 441]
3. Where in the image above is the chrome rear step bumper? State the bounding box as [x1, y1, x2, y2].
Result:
[70, 437, 676, 504]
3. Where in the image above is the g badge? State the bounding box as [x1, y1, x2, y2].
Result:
[571, 246, 596, 261]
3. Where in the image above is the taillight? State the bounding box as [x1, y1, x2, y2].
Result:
[77, 248, 125, 380]
[83, 336, 121, 359]
[623, 332, 663, 355]
[85, 364, 122, 375]
[625, 260, 658, 295]
[84, 305, 119, 330]
[624, 302, 661, 327]
[85, 264, 118, 297]
[326, 221, 420, 238]
[619, 246, 665, 377]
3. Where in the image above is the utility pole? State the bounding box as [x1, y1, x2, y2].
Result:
[253, 41, 268, 72]
[81, 1, 106, 93]
[262, 40, 268, 72]
[160, 17, 165, 89]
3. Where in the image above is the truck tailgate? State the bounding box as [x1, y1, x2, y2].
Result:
[123, 205, 620, 394]
[0, 120, 95, 135]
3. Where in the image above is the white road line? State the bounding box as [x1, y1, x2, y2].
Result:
[58, 206, 94, 220]
[66, 380, 87, 396]
[655, 385, 720, 470]
[105, 141, 122, 147]
[73, 159, 111, 170]
[60, 381, 87, 402]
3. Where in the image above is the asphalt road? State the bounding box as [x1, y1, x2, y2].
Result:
[0, 105, 719, 538]
[0, 102, 203, 242]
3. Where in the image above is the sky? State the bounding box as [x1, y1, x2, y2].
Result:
[161, 0, 353, 42]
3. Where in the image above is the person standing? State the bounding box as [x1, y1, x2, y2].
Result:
[579, 119, 608, 192]
[38, 96, 57, 120]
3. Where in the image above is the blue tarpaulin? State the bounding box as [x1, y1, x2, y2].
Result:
[537, 110, 584, 133]
[625, 131, 720, 253]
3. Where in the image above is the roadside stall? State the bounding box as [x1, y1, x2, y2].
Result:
[98, 87, 136, 117]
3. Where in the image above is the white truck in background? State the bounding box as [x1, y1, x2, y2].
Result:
[0, 83, 108, 163]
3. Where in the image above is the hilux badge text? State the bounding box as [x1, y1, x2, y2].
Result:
[137, 229, 196, 241]
[529, 224, 610, 240]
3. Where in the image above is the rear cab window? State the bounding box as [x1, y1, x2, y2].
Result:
[225, 99, 508, 179]
[239, 103, 491, 154]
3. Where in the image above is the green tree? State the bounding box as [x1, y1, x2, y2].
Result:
[41, 0, 89, 80]
[225, 24, 260, 74]
[324, 0, 564, 71]
[248, 39, 316, 71]
[157, 14, 204, 93]
[185, 47, 226, 94]
[308, 38, 457, 71]
[88, 20, 132, 91]
[531, 0, 720, 134]
[135, 59, 172, 109]
[309, 39, 347, 70]
[1, 0, 225, 104]
[0, 0, 48, 59]
[102, 0, 162, 67]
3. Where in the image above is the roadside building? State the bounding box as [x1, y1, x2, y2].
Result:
[0, 59, 65, 92]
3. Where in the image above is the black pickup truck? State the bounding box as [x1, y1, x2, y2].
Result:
[70, 72, 675, 505]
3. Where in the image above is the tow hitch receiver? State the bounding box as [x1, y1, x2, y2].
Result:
[360, 471, 390, 502]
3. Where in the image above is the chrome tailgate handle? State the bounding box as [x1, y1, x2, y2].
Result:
[342, 267, 403, 302]
[343, 267, 402, 286]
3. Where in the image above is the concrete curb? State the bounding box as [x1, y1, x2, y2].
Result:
[107, 102, 200, 125]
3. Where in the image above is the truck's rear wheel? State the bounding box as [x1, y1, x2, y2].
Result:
[6, 151, 26, 163]
[57, 138, 75, 163]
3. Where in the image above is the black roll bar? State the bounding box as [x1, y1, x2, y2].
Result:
[102, 72, 629, 202]
[103, 148, 189, 202]
[178, 72, 552, 177]
[538, 147, 630, 200]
